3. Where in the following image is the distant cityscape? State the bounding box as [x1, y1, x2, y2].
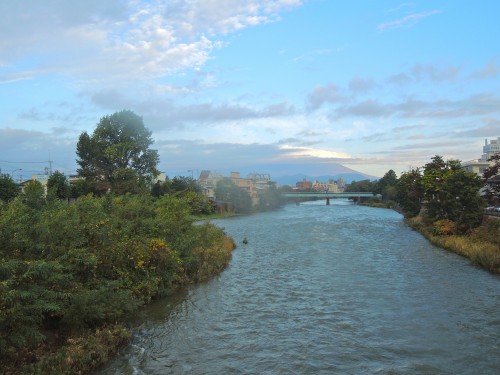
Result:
[3, 136, 500, 205]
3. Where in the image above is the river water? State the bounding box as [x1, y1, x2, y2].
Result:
[97, 200, 499, 375]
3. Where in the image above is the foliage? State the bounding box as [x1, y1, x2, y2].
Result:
[215, 178, 252, 214]
[18, 325, 131, 375]
[257, 185, 285, 211]
[345, 179, 377, 193]
[22, 180, 46, 210]
[396, 168, 423, 218]
[433, 219, 458, 235]
[76, 110, 159, 195]
[420, 156, 485, 230]
[0, 193, 235, 369]
[395, 156, 485, 231]
[151, 177, 213, 215]
[407, 217, 500, 274]
[482, 154, 500, 206]
[375, 169, 398, 201]
[47, 171, 70, 201]
[0, 174, 19, 202]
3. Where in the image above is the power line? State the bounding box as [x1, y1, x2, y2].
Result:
[0, 160, 50, 164]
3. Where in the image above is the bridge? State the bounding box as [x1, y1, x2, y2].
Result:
[283, 192, 379, 205]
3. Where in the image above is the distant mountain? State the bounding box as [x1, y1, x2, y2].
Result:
[237, 162, 378, 183]
[168, 163, 379, 185]
[273, 172, 377, 186]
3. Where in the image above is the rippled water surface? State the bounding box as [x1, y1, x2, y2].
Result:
[97, 201, 500, 374]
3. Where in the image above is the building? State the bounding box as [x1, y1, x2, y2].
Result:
[198, 170, 224, 200]
[312, 179, 343, 193]
[295, 178, 312, 190]
[461, 137, 500, 176]
[19, 173, 51, 194]
[230, 172, 259, 205]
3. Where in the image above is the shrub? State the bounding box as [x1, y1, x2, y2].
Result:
[433, 219, 458, 235]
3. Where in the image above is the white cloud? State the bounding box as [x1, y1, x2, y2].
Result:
[279, 145, 351, 159]
[0, 0, 303, 87]
[377, 10, 440, 31]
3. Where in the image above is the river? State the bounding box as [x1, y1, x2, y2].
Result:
[97, 200, 500, 375]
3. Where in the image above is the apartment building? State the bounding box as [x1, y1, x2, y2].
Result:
[462, 137, 500, 176]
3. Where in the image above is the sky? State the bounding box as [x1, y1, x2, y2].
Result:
[1, 0, 499, 181]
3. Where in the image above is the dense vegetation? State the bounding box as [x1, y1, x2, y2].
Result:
[0, 111, 237, 374]
[346, 155, 500, 273]
[0, 192, 235, 374]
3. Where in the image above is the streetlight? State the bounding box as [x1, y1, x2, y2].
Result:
[11, 168, 22, 178]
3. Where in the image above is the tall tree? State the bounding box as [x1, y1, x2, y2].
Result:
[420, 156, 460, 220]
[0, 174, 19, 202]
[419, 155, 485, 230]
[396, 168, 423, 217]
[376, 169, 398, 201]
[76, 110, 159, 194]
[442, 169, 485, 230]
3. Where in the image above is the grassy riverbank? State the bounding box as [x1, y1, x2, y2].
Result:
[406, 216, 500, 274]
[0, 194, 236, 375]
[358, 199, 499, 274]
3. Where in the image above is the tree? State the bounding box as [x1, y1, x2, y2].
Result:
[0, 174, 19, 202]
[169, 176, 201, 194]
[442, 169, 485, 230]
[376, 169, 398, 201]
[345, 179, 377, 193]
[22, 180, 46, 209]
[47, 171, 70, 200]
[76, 110, 159, 195]
[420, 156, 460, 220]
[215, 178, 252, 214]
[396, 168, 423, 217]
[482, 154, 500, 206]
[419, 155, 485, 231]
[258, 185, 285, 211]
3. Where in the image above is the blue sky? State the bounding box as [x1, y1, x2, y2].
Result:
[1, 0, 499, 180]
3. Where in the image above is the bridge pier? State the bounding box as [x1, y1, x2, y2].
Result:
[326, 198, 330, 205]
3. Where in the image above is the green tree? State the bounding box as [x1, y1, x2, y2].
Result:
[258, 185, 285, 210]
[420, 155, 485, 231]
[482, 154, 500, 206]
[47, 171, 70, 200]
[170, 176, 201, 194]
[22, 180, 46, 209]
[345, 179, 377, 192]
[376, 169, 398, 201]
[396, 168, 423, 217]
[442, 169, 485, 230]
[76, 110, 159, 195]
[0, 174, 19, 202]
[215, 178, 252, 214]
[420, 156, 459, 220]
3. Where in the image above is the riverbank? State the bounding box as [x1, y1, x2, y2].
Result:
[5, 232, 236, 375]
[406, 215, 500, 274]
[0, 195, 236, 375]
[359, 200, 499, 274]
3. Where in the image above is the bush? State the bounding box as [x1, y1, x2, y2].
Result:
[0, 192, 236, 369]
[433, 219, 458, 235]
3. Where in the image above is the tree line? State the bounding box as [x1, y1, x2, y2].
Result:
[345, 154, 500, 233]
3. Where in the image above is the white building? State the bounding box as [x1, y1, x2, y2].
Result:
[461, 137, 500, 176]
